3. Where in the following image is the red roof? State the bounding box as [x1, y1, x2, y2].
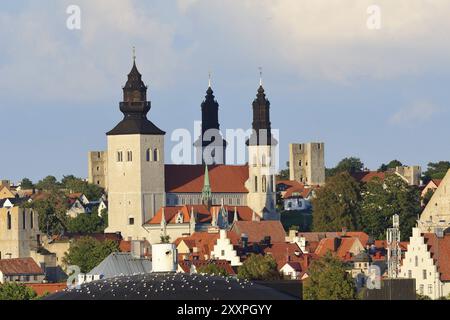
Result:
[432, 179, 443, 187]
[277, 180, 316, 199]
[146, 205, 254, 225]
[231, 221, 286, 243]
[0, 258, 44, 275]
[314, 237, 363, 261]
[165, 164, 249, 193]
[352, 171, 386, 183]
[175, 231, 240, 257]
[25, 283, 67, 296]
[119, 240, 131, 252]
[263, 242, 306, 269]
[423, 233, 450, 281]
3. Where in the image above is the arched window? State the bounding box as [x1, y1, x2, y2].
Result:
[127, 151, 133, 162]
[22, 210, 26, 229]
[262, 176, 267, 192]
[153, 149, 159, 162]
[146, 149, 152, 162]
[7, 211, 11, 230]
[117, 151, 123, 162]
[254, 176, 258, 192]
[30, 211, 34, 229]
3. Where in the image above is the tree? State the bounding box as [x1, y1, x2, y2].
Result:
[197, 264, 229, 276]
[62, 175, 104, 200]
[160, 235, 171, 244]
[422, 188, 435, 207]
[237, 254, 280, 280]
[312, 172, 362, 232]
[303, 252, 356, 300]
[423, 161, 450, 183]
[63, 237, 119, 273]
[0, 283, 38, 300]
[67, 209, 107, 234]
[20, 178, 34, 189]
[35, 175, 60, 191]
[326, 157, 364, 178]
[378, 160, 403, 172]
[360, 174, 420, 240]
[29, 191, 68, 236]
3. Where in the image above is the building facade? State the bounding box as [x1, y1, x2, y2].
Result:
[289, 143, 325, 186]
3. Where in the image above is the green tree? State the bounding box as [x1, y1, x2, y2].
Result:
[237, 254, 280, 280]
[62, 175, 104, 200]
[378, 160, 403, 172]
[303, 252, 356, 300]
[20, 178, 34, 189]
[66, 209, 107, 234]
[360, 174, 420, 240]
[35, 175, 60, 191]
[423, 161, 450, 183]
[0, 282, 38, 300]
[326, 157, 364, 178]
[29, 191, 68, 236]
[197, 264, 229, 276]
[312, 172, 362, 232]
[63, 237, 119, 273]
[422, 189, 435, 207]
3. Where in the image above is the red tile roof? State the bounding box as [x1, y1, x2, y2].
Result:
[119, 240, 131, 252]
[277, 180, 317, 199]
[263, 242, 306, 269]
[423, 233, 450, 281]
[175, 231, 240, 258]
[231, 221, 286, 243]
[25, 283, 67, 296]
[351, 171, 386, 183]
[146, 205, 254, 225]
[165, 164, 249, 193]
[0, 258, 44, 275]
[314, 237, 363, 261]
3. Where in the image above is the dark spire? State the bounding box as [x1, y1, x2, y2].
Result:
[107, 57, 165, 136]
[248, 83, 273, 146]
[201, 85, 220, 139]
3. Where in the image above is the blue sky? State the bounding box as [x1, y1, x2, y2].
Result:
[1, 0, 450, 183]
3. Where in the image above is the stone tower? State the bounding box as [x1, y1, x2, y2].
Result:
[105, 58, 166, 240]
[246, 83, 277, 220]
[88, 151, 108, 190]
[194, 82, 227, 165]
[289, 143, 325, 186]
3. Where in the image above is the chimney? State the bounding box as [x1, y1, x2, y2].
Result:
[333, 237, 341, 252]
[341, 227, 347, 237]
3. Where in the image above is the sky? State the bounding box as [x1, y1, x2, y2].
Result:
[1, 0, 450, 183]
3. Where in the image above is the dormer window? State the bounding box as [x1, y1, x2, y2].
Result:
[176, 212, 183, 224]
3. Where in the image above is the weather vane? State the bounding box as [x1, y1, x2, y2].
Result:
[208, 70, 212, 88]
[132, 46, 136, 62]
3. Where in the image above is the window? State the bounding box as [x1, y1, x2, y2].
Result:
[30, 211, 34, 229]
[428, 284, 433, 295]
[415, 256, 419, 267]
[419, 285, 424, 295]
[318, 143, 321, 149]
[299, 160, 302, 167]
[22, 210, 26, 229]
[153, 149, 159, 162]
[423, 269, 427, 280]
[127, 151, 133, 162]
[254, 176, 258, 192]
[129, 217, 135, 225]
[117, 151, 123, 162]
[7, 211, 11, 230]
[97, 166, 100, 171]
[262, 176, 267, 192]
[262, 154, 267, 167]
[146, 149, 152, 162]
[221, 250, 225, 256]
[408, 270, 412, 278]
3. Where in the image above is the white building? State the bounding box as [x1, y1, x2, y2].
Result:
[211, 229, 242, 266]
[400, 227, 450, 299]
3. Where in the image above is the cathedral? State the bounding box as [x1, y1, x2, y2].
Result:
[103, 58, 278, 242]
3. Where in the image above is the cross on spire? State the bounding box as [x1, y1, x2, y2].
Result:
[208, 70, 212, 88]
[132, 46, 136, 62]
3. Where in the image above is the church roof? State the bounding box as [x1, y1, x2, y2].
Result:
[230, 221, 286, 243]
[165, 165, 249, 193]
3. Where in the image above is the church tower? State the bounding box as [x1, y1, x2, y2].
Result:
[245, 78, 277, 220]
[194, 78, 227, 164]
[106, 55, 166, 240]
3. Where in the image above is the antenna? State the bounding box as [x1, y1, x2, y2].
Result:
[132, 46, 136, 62]
[208, 70, 212, 88]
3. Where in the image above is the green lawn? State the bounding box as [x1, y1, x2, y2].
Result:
[280, 210, 313, 232]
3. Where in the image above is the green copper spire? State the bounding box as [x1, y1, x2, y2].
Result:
[202, 165, 212, 209]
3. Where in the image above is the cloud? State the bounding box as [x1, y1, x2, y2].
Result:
[388, 101, 441, 126]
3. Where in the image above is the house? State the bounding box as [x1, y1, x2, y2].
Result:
[276, 180, 316, 211]
[421, 179, 442, 199]
[352, 166, 421, 186]
[419, 169, 450, 232]
[263, 242, 310, 280]
[0, 257, 45, 284]
[230, 220, 286, 244]
[400, 227, 450, 299]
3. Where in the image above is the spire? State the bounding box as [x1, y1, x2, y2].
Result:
[202, 165, 212, 209]
[190, 206, 196, 234]
[208, 70, 212, 88]
[247, 69, 273, 146]
[107, 51, 165, 136]
[233, 206, 239, 223]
